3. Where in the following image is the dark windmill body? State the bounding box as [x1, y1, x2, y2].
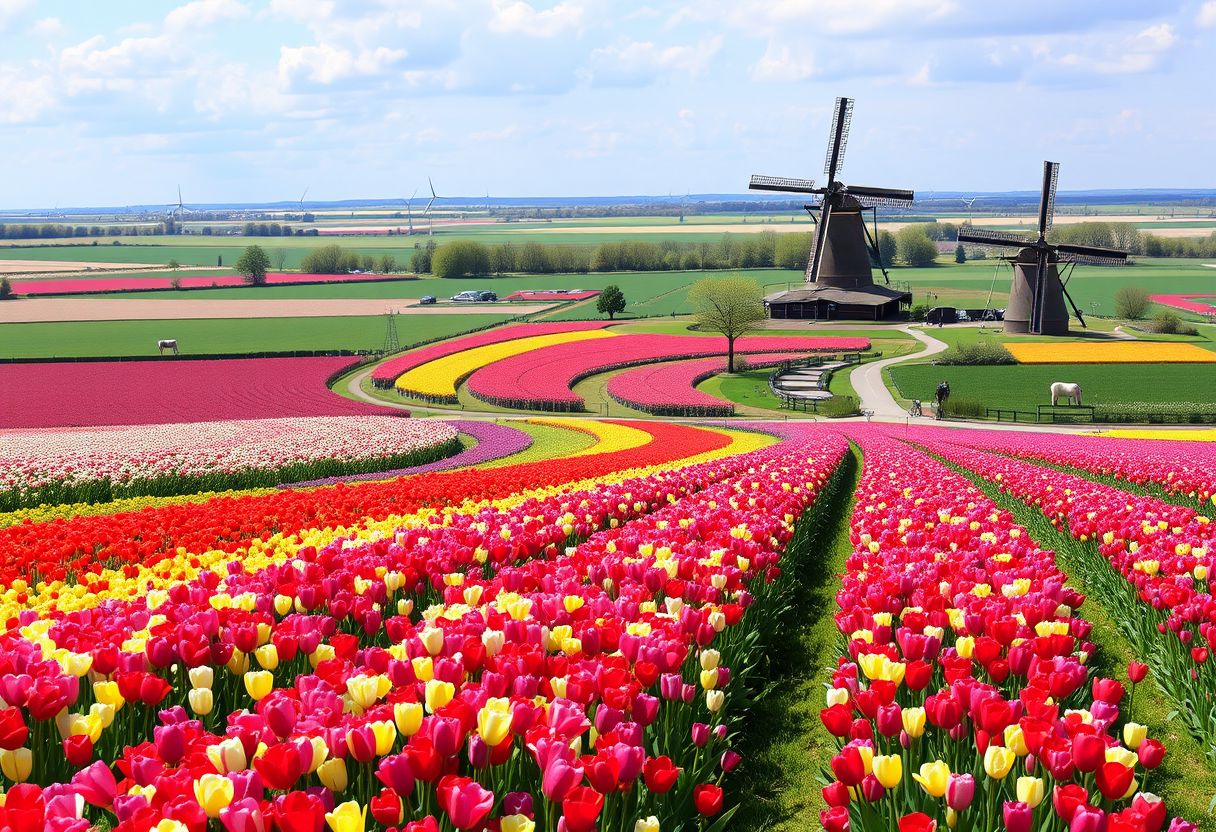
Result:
[958, 161, 1128, 336]
[750, 97, 913, 321]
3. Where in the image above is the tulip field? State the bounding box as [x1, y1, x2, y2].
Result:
[0, 410, 1212, 832]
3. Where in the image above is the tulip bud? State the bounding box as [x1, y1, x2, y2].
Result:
[188, 688, 214, 717]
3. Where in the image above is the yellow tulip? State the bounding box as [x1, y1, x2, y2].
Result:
[1106, 746, 1138, 768]
[189, 666, 214, 689]
[705, 690, 724, 713]
[93, 680, 125, 710]
[983, 745, 1015, 780]
[206, 737, 246, 774]
[188, 688, 214, 716]
[425, 679, 455, 713]
[371, 721, 397, 755]
[1004, 724, 1029, 756]
[317, 758, 348, 793]
[0, 748, 32, 783]
[306, 736, 329, 773]
[1016, 776, 1045, 809]
[1123, 722, 1148, 750]
[504, 815, 538, 832]
[478, 703, 513, 747]
[699, 649, 720, 671]
[411, 656, 434, 682]
[902, 706, 926, 738]
[699, 669, 718, 691]
[193, 773, 234, 818]
[325, 799, 367, 832]
[153, 821, 189, 832]
[255, 644, 279, 671]
[420, 627, 444, 657]
[347, 675, 382, 710]
[633, 818, 659, 832]
[912, 760, 950, 797]
[274, 594, 294, 616]
[874, 754, 903, 789]
[244, 670, 274, 702]
[394, 702, 424, 737]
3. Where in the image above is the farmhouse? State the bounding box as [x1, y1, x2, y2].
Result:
[764, 284, 910, 321]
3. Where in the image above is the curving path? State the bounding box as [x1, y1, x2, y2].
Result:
[848, 327, 948, 419]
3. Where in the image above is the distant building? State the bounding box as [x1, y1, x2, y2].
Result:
[764, 283, 910, 321]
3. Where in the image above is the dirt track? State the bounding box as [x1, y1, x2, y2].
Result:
[0, 259, 166, 275]
[0, 298, 553, 323]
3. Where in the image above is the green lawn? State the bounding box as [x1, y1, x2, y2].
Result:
[888, 362, 1216, 411]
[0, 313, 512, 358]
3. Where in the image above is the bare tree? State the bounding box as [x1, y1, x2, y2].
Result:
[688, 276, 767, 372]
[272, 249, 289, 271]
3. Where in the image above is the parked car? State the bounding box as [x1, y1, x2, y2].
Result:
[419, 295, 436, 305]
[477, 290, 498, 302]
[956, 310, 971, 323]
[450, 291, 480, 302]
[926, 306, 956, 326]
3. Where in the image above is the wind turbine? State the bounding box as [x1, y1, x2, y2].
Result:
[172, 185, 189, 218]
[424, 177, 440, 235]
[405, 188, 418, 235]
[298, 186, 309, 214]
[960, 196, 984, 226]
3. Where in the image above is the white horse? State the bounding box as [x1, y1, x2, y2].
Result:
[1050, 381, 1082, 406]
[158, 339, 179, 355]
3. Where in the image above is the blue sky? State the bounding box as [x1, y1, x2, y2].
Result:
[1, 0, 1213, 206]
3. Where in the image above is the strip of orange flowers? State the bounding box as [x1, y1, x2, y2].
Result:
[0, 425, 846, 832]
[0, 421, 735, 604]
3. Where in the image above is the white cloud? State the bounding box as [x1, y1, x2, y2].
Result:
[681, 0, 956, 37]
[1055, 23, 1176, 74]
[165, 0, 250, 32]
[60, 35, 176, 79]
[32, 17, 64, 36]
[0, 0, 32, 31]
[0, 63, 54, 123]
[1197, 1, 1216, 27]
[489, 0, 586, 37]
[749, 43, 814, 82]
[587, 35, 722, 85]
[278, 43, 407, 86]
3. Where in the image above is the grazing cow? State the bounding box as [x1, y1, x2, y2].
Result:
[1050, 381, 1083, 406]
[158, 339, 179, 355]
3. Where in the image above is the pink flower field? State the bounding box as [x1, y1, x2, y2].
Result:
[466, 334, 869, 411]
[370, 321, 614, 387]
[9, 272, 406, 296]
[606, 351, 800, 416]
[1150, 293, 1216, 315]
[0, 356, 396, 429]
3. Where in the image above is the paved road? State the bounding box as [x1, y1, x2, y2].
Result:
[849, 327, 948, 419]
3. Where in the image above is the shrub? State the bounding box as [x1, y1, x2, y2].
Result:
[819, 396, 861, 418]
[896, 227, 939, 266]
[944, 398, 985, 419]
[730, 357, 751, 373]
[1149, 311, 1199, 336]
[301, 244, 361, 274]
[935, 342, 1016, 365]
[432, 241, 490, 278]
[909, 304, 930, 322]
[1114, 286, 1150, 319]
[0, 277, 12, 299]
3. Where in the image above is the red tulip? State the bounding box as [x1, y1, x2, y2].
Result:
[63, 735, 93, 767]
[830, 746, 866, 787]
[1095, 761, 1135, 801]
[271, 791, 325, 832]
[821, 806, 851, 832]
[1092, 678, 1125, 705]
[0, 709, 29, 751]
[436, 775, 494, 831]
[693, 783, 723, 816]
[1127, 661, 1148, 684]
[1137, 738, 1166, 769]
[822, 781, 851, 808]
[1053, 784, 1090, 822]
[820, 704, 853, 737]
[370, 788, 405, 827]
[642, 756, 680, 793]
[0, 783, 45, 831]
[562, 785, 606, 832]
[1072, 733, 1107, 774]
[254, 743, 303, 792]
[898, 812, 937, 832]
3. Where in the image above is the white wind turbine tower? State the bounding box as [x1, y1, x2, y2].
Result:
[404, 188, 418, 234]
[424, 177, 441, 236]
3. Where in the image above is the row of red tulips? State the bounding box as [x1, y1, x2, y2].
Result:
[0, 421, 730, 590]
[925, 435, 1216, 752]
[0, 426, 848, 832]
[604, 353, 797, 418]
[819, 430, 1191, 832]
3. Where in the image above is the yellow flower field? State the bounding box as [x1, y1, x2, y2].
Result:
[395, 330, 617, 401]
[1087, 428, 1216, 442]
[1006, 342, 1216, 364]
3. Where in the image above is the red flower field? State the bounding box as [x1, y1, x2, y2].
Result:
[8, 272, 406, 296]
[0, 356, 394, 429]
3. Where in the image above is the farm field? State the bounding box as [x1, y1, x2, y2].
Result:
[1, 416, 1213, 832]
[0, 313, 511, 358]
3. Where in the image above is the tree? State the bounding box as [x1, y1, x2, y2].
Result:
[688, 276, 767, 373]
[954, 244, 967, 264]
[877, 230, 898, 267]
[1114, 286, 1151, 320]
[272, 249, 289, 271]
[167, 259, 181, 271]
[235, 245, 270, 285]
[377, 254, 398, 273]
[596, 285, 626, 320]
[432, 241, 490, 278]
[775, 233, 812, 270]
[896, 226, 939, 266]
[0, 277, 12, 300]
[301, 244, 360, 274]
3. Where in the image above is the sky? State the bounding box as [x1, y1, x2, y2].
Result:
[1, 0, 1214, 207]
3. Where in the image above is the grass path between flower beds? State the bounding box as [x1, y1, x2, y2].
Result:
[734, 440, 860, 829]
[934, 446, 1216, 828]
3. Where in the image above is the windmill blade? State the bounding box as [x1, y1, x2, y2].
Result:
[807, 199, 834, 283]
[850, 186, 915, 209]
[1056, 242, 1129, 265]
[428, 177, 437, 199]
[299, 186, 309, 206]
[749, 175, 818, 194]
[1038, 161, 1059, 235]
[823, 96, 853, 182]
[957, 228, 1034, 249]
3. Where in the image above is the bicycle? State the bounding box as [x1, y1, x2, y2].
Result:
[908, 400, 923, 418]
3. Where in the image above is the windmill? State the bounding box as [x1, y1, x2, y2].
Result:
[749, 96, 914, 289]
[958, 161, 1128, 336]
[298, 187, 309, 214]
[169, 185, 192, 218]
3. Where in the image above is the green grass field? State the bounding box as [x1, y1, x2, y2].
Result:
[888, 362, 1216, 411]
[0, 313, 512, 358]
